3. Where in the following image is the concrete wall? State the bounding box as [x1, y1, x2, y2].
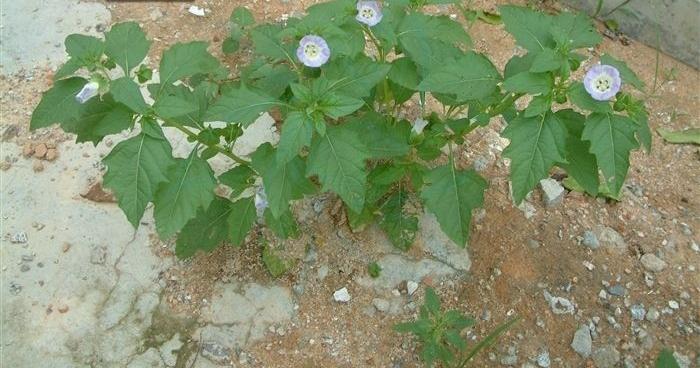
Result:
[563, 0, 700, 69]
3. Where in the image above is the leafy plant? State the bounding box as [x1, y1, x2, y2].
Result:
[368, 261, 382, 278]
[395, 288, 518, 367]
[655, 348, 680, 368]
[31, 1, 649, 257]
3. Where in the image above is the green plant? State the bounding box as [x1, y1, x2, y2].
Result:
[30, 0, 649, 257]
[368, 261, 382, 278]
[655, 348, 680, 368]
[395, 288, 518, 367]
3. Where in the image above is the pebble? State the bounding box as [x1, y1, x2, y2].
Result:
[608, 284, 626, 297]
[32, 160, 44, 172]
[473, 155, 489, 171]
[583, 261, 595, 271]
[20, 264, 30, 272]
[668, 300, 679, 309]
[406, 281, 418, 296]
[536, 350, 551, 367]
[317, 265, 329, 281]
[544, 291, 575, 314]
[333, 287, 351, 303]
[630, 304, 646, 320]
[571, 326, 592, 358]
[592, 345, 620, 368]
[645, 307, 660, 322]
[690, 241, 699, 253]
[9, 282, 22, 295]
[21, 255, 34, 262]
[10, 232, 28, 244]
[33, 143, 48, 158]
[640, 254, 667, 272]
[372, 298, 390, 313]
[583, 230, 600, 249]
[539, 178, 565, 207]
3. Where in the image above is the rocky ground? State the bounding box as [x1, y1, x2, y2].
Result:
[1, 0, 698, 367]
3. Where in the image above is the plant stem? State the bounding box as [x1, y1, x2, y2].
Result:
[164, 119, 252, 167]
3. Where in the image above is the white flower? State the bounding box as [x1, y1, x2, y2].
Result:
[412, 118, 429, 135]
[355, 1, 383, 27]
[75, 81, 100, 104]
[254, 187, 268, 216]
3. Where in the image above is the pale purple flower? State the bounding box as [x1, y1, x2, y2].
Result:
[412, 118, 429, 135]
[296, 35, 330, 68]
[583, 64, 621, 101]
[356, 1, 383, 27]
[75, 81, 100, 104]
[254, 186, 268, 217]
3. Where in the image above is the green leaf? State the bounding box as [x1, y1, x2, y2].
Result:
[219, 165, 255, 198]
[250, 24, 294, 61]
[66, 95, 134, 145]
[230, 7, 255, 27]
[567, 82, 613, 113]
[103, 122, 174, 228]
[264, 208, 299, 239]
[261, 244, 291, 278]
[54, 59, 82, 79]
[530, 49, 562, 73]
[421, 163, 487, 246]
[244, 62, 297, 98]
[424, 288, 441, 315]
[582, 113, 639, 196]
[325, 55, 391, 98]
[65, 34, 104, 65]
[550, 12, 602, 49]
[499, 5, 555, 52]
[158, 42, 220, 88]
[154, 149, 217, 239]
[104, 22, 150, 74]
[503, 72, 553, 95]
[556, 110, 599, 196]
[307, 124, 370, 213]
[110, 77, 148, 114]
[380, 189, 418, 251]
[205, 86, 279, 126]
[600, 54, 645, 91]
[277, 111, 314, 164]
[397, 12, 469, 68]
[251, 143, 316, 218]
[657, 128, 700, 145]
[418, 52, 501, 101]
[227, 196, 257, 246]
[504, 53, 536, 79]
[30, 77, 86, 130]
[346, 112, 410, 159]
[176, 197, 233, 258]
[655, 349, 680, 368]
[502, 113, 568, 204]
[319, 93, 364, 119]
[388, 57, 420, 90]
[222, 37, 240, 54]
[367, 262, 382, 278]
[153, 93, 199, 119]
[524, 94, 552, 117]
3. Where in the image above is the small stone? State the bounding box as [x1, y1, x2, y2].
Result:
[536, 350, 551, 367]
[668, 300, 679, 309]
[33, 143, 48, 158]
[539, 178, 565, 207]
[583, 261, 595, 271]
[640, 254, 667, 272]
[32, 160, 44, 172]
[690, 241, 699, 253]
[571, 326, 592, 358]
[680, 291, 690, 300]
[10, 232, 28, 243]
[61, 243, 71, 253]
[45, 148, 58, 161]
[582, 230, 600, 249]
[544, 291, 575, 314]
[528, 239, 541, 249]
[22, 143, 34, 157]
[630, 304, 646, 320]
[333, 287, 351, 303]
[406, 281, 418, 296]
[645, 307, 660, 322]
[607, 284, 626, 297]
[372, 298, 390, 313]
[201, 341, 231, 364]
[592, 345, 620, 368]
[672, 352, 691, 368]
[473, 155, 489, 171]
[149, 7, 164, 21]
[90, 246, 107, 265]
[58, 305, 69, 313]
[596, 226, 627, 251]
[20, 264, 30, 272]
[500, 353, 518, 366]
[317, 265, 329, 281]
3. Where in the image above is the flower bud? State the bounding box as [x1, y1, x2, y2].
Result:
[75, 81, 100, 104]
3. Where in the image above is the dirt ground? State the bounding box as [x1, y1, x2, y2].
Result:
[1, 0, 698, 367]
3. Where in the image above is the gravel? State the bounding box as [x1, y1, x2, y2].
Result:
[630, 304, 646, 320]
[582, 230, 600, 249]
[372, 298, 390, 313]
[640, 254, 667, 272]
[10, 232, 28, 243]
[646, 307, 660, 321]
[592, 345, 621, 368]
[536, 350, 551, 367]
[571, 326, 592, 358]
[333, 287, 351, 303]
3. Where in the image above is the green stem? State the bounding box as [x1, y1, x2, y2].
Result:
[164, 119, 252, 167]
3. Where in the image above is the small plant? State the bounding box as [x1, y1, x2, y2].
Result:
[30, 0, 650, 257]
[655, 348, 680, 368]
[394, 288, 518, 367]
[368, 261, 382, 278]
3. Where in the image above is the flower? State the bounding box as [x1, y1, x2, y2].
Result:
[296, 35, 330, 68]
[583, 64, 621, 101]
[412, 118, 429, 135]
[254, 186, 268, 216]
[75, 81, 100, 104]
[356, 1, 383, 27]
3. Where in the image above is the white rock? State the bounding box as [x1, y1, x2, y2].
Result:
[668, 300, 679, 309]
[539, 178, 565, 207]
[333, 287, 351, 303]
[188, 5, 206, 16]
[406, 281, 419, 296]
[640, 254, 667, 272]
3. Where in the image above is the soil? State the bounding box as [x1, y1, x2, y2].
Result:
[1, 0, 698, 367]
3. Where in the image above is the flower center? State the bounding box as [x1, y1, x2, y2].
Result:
[360, 7, 375, 19]
[304, 43, 320, 59]
[593, 74, 613, 92]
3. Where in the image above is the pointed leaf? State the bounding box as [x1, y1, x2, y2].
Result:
[418, 52, 501, 101]
[502, 113, 568, 204]
[346, 112, 410, 159]
[307, 124, 370, 213]
[499, 5, 555, 52]
[551, 12, 602, 49]
[30, 77, 87, 130]
[379, 189, 418, 251]
[110, 77, 148, 114]
[104, 22, 150, 73]
[421, 163, 487, 246]
[65, 34, 104, 65]
[154, 149, 217, 238]
[103, 123, 174, 227]
[277, 111, 314, 163]
[158, 42, 220, 88]
[176, 197, 233, 258]
[657, 128, 700, 145]
[503, 71, 553, 95]
[600, 54, 645, 91]
[205, 86, 279, 126]
[219, 165, 255, 198]
[325, 55, 391, 98]
[66, 95, 134, 145]
[227, 197, 257, 246]
[582, 113, 639, 196]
